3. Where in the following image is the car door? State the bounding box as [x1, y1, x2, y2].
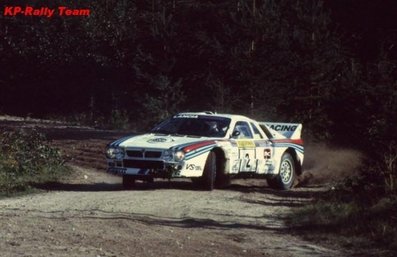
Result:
[231, 121, 257, 173]
[250, 122, 271, 174]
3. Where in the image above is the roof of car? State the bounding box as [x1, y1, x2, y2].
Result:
[176, 112, 254, 122]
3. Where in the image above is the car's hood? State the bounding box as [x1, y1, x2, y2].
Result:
[110, 133, 214, 150]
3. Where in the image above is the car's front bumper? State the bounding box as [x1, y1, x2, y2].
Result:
[107, 159, 185, 178]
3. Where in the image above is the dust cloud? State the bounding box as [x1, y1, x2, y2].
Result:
[298, 143, 363, 186]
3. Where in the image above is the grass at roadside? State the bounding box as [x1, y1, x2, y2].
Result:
[287, 182, 397, 255]
[0, 128, 71, 197]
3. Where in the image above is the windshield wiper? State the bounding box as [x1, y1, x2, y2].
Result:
[153, 133, 168, 136]
[186, 135, 201, 138]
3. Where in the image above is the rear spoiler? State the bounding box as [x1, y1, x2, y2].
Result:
[258, 122, 302, 139]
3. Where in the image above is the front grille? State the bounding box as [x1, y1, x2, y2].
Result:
[126, 150, 143, 158]
[145, 151, 162, 158]
[123, 160, 164, 169]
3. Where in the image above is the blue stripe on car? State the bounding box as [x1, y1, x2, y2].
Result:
[184, 144, 216, 160]
[273, 143, 304, 154]
[111, 135, 134, 147]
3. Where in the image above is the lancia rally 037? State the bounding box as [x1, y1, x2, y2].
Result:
[106, 112, 304, 190]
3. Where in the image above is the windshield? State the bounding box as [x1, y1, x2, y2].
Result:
[151, 115, 231, 138]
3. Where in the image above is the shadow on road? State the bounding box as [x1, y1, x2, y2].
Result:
[228, 184, 327, 199]
[33, 179, 327, 202]
[33, 180, 206, 192]
[34, 182, 124, 192]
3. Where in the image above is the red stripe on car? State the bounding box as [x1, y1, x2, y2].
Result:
[183, 141, 215, 153]
[271, 139, 303, 145]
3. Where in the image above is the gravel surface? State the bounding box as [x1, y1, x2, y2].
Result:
[0, 116, 351, 257]
[0, 166, 345, 257]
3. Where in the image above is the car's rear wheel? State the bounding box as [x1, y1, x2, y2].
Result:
[267, 152, 296, 190]
[202, 151, 216, 191]
[122, 175, 135, 189]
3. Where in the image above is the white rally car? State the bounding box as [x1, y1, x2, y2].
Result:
[106, 112, 304, 190]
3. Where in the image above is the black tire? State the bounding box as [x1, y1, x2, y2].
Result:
[266, 152, 296, 190]
[215, 152, 230, 188]
[202, 151, 216, 191]
[122, 175, 135, 189]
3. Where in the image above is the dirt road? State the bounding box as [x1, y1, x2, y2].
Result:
[0, 116, 350, 257]
[0, 166, 344, 257]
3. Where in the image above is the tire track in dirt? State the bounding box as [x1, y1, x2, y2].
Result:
[0, 167, 344, 257]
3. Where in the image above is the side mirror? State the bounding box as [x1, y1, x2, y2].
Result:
[231, 130, 240, 138]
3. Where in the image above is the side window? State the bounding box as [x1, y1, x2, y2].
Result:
[233, 121, 253, 139]
[250, 123, 263, 139]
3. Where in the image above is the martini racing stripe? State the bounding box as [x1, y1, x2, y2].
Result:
[183, 140, 216, 153]
[185, 144, 215, 157]
[175, 141, 198, 151]
[110, 135, 135, 147]
[271, 139, 303, 146]
[273, 143, 304, 154]
[174, 139, 214, 151]
[184, 145, 216, 160]
[272, 142, 304, 149]
[271, 139, 303, 153]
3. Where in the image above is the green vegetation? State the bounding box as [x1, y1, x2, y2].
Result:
[289, 134, 397, 251]
[289, 166, 397, 251]
[0, 129, 70, 195]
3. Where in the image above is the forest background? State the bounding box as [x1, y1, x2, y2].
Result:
[1, 0, 396, 188]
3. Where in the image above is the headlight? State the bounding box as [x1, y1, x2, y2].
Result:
[174, 150, 185, 161]
[106, 147, 125, 160]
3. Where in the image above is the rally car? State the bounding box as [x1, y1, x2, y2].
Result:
[106, 112, 304, 190]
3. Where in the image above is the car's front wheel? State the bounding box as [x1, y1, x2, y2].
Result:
[267, 152, 296, 190]
[202, 151, 216, 191]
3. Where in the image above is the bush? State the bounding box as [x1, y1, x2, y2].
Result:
[109, 109, 130, 130]
[288, 180, 397, 251]
[0, 129, 69, 194]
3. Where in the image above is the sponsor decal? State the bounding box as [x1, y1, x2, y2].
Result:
[269, 124, 297, 132]
[174, 114, 198, 118]
[147, 137, 172, 143]
[185, 164, 202, 171]
[236, 140, 255, 149]
[264, 149, 272, 159]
